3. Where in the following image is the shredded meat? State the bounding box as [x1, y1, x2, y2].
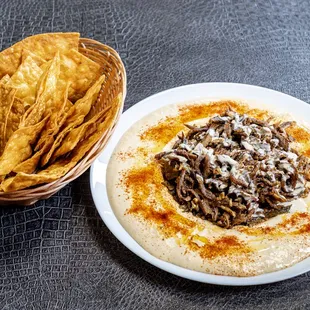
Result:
[156, 110, 310, 228]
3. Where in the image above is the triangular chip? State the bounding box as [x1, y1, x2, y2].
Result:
[20, 52, 60, 128]
[22, 49, 46, 67]
[50, 106, 111, 161]
[39, 60, 51, 74]
[59, 49, 102, 102]
[4, 97, 24, 143]
[1, 128, 99, 191]
[0, 32, 80, 78]
[35, 82, 70, 150]
[65, 100, 73, 112]
[12, 135, 54, 174]
[64, 75, 105, 126]
[0, 116, 48, 176]
[0, 75, 10, 85]
[38, 109, 73, 165]
[40, 75, 105, 165]
[2, 94, 122, 192]
[0, 84, 17, 153]
[7, 56, 43, 106]
[14, 84, 70, 174]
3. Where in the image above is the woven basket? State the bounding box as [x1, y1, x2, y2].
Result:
[0, 38, 126, 206]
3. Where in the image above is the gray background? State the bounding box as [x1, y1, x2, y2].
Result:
[0, 0, 310, 309]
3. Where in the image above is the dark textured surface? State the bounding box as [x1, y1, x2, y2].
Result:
[0, 0, 310, 309]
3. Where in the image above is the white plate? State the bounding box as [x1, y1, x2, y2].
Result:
[90, 83, 310, 286]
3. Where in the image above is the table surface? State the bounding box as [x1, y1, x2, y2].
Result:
[1, 0, 310, 309]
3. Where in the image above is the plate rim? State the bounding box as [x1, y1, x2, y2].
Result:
[90, 82, 310, 286]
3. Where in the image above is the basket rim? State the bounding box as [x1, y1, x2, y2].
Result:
[0, 37, 126, 199]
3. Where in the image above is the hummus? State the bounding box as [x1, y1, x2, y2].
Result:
[107, 100, 310, 277]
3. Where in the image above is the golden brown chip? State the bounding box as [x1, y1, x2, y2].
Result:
[59, 49, 102, 102]
[38, 111, 72, 167]
[51, 106, 111, 160]
[65, 100, 73, 112]
[35, 55, 60, 107]
[38, 107, 74, 166]
[7, 56, 43, 106]
[0, 124, 4, 155]
[14, 84, 70, 174]
[39, 60, 51, 75]
[0, 84, 17, 153]
[20, 52, 60, 128]
[2, 94, 122, 192]
[4, 97, 24, 143]
[0, 32, 80, 78]
[12, 135, 54, 174]
[39, 60, 51, 71]
[0, 116, 48, 176]
[0, 75, 10, 85]
[35, 82, 70, 150]
[65, 75, 105, 126]
[22, 49, 46, 67]
[40, 75, 105, 165]
[65, 92, 121, 154]
[2, 134, 94, 191]
[1, 172, 54, 192]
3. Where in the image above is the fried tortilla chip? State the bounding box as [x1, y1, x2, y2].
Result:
[12, 135, 54, 174]
[39, 60, 51, 74]
[0, 116, 48, 176]
[51, 106, 111, 160]
[0, 75, 10, 85]
[2, 94, 122, 192]
[7, 56, 43, 106]
[14, 84, 70, 174]
[20, 52, 60, 128]
[38, 109, 72, 166]
[22, 49, 46, 67]
[65, 100, 73, 112]
[65, 75, 105, 125]
[2, 129, 97, 191]
[0, 32, 80, 78]
[40, 75, 105, 165]
[0, 84, 17, 153]
[35, 82, 70, 149]
[4, 97, 24, 143]
[37, 104, 74, 162]
[59, 49, 101, 102]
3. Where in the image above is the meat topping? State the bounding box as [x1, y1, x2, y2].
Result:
[156, 110, 310, 228]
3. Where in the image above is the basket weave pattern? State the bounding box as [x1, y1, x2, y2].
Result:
[0, 38, 126, 205]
